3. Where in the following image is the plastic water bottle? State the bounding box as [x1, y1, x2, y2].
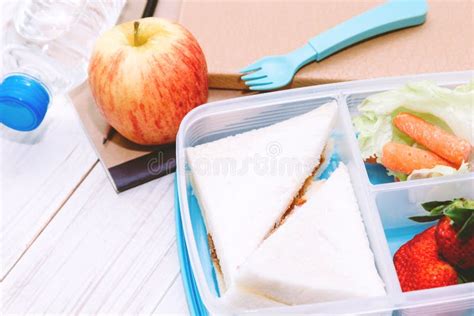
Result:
[0, 0, 126, 131]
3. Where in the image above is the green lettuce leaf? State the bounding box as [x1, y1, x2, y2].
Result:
[353, 81, 474, 161]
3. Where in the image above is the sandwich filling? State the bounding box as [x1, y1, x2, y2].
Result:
[207, 234, 224, 287]
[265, 155, 324, 239]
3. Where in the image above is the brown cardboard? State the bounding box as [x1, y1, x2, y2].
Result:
[179, 0, 474, 89]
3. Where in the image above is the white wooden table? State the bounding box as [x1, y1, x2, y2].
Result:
[1, 96, 189, 314]
[1, 1, 188, 313]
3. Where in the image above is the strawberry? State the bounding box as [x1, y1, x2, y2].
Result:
[394, 226, 458, 292]
[410, 198, 474, 269]
[436, 216, 474, 269]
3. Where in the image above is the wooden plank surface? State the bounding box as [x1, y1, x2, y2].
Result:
[0, 95, 97, 280]
[2, 166, 187, 314]
[154, 275, 190, 314]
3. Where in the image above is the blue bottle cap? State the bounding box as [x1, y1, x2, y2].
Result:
[0, 74, 51, 131]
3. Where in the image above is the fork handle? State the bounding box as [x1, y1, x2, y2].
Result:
[308, 0, 427, 61]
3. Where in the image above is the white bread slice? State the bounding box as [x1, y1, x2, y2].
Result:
[234, 163, 385, 306]
[186, 102, 338, 292]
[220, 286, 283, 310]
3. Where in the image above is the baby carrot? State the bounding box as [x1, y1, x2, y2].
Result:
[393, 113, 471, 167]
[382, 142, 454, 175]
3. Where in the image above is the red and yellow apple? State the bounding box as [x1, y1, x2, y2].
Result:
[88, 17, 208, 145]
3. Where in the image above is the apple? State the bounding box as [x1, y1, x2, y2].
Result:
[88, 17, 208, 145]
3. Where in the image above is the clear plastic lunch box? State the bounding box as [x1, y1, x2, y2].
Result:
[175, 71, 474, 315]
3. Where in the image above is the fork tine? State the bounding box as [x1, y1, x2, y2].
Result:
[239, 60, 263, 73]
[241, 71, 266, 81]
[252, 77, 290, 91]
[245, 77, 273, 87]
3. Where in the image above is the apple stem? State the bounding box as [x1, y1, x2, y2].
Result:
[134, 21, 140, 46]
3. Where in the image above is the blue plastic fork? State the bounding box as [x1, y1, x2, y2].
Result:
[240, 0, 428, 91]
